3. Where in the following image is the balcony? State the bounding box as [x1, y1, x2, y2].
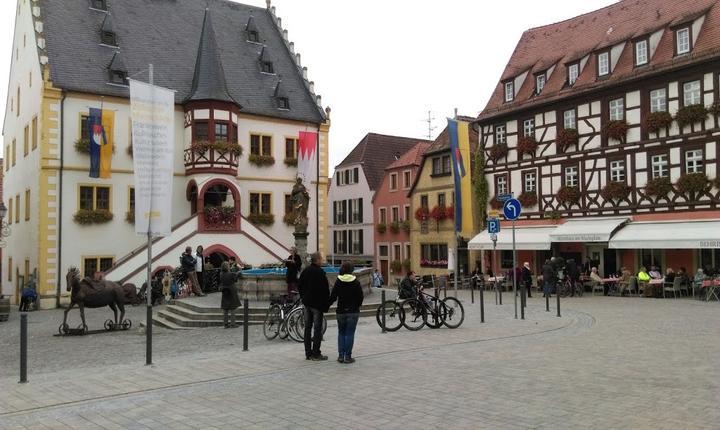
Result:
[184, 140, 241, 175]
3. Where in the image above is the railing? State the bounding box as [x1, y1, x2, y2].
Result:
[184, 147, 239, 175]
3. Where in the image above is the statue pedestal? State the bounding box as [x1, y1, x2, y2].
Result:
[293, 232, 310, 266]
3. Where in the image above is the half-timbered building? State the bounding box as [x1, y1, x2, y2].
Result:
[471, 0, 720, 277]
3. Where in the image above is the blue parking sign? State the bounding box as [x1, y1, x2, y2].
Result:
[488, 218, 500, 234]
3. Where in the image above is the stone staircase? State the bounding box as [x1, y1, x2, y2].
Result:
[152, 292, 383, 329]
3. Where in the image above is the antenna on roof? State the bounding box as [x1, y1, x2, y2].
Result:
[422, 110, 436, 141]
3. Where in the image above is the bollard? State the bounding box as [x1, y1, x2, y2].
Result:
[381, 289, 386, 334]
[470, 282, 474, 304]
[556, 290, 561, 318]
[480, 287, 485, 323]
[243, 299, 249, 351]
[521, 285, 525, 320]
[499, 284, 503, 305]
[546, 293, 550, 312]
[19, 313, 28, 384]
[146, 304, 152, 366]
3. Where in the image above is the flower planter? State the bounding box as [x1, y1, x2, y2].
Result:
[444, 205, 454, 220]
[518, 191, 537, 207]
[600, 181, 631, 201]
[556, 128, 579, 152]
[644, 177, 672, 197]
[676, 173, 710, 197]
[708, 100, 720, 117]
[248, 154, 275, 166]
[489, 196, 502, 210]
[74, 138, 91, 154]
[556, 186, 581, 206]
[283, 158, 298, 167]
[601, 120, 629, 142]
[376, 223, 387, 234]
[517, 136, 538, 158]
[489, 144, 509, 162]
[389, 221, 400, 234]
[544, 210, 561, 221]
[675, 105, 708, 128]
[420, 259, 448, 268]
[247, 212, 275, 225]
[73, 209, 113, 225]
[644, 111, 673, 134]
[414, 207, 429, 221]
[283, 212, 294, 225]
[401, 220, 410, 233]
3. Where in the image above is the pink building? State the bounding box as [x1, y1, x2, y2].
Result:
[373, 142, 430, 285]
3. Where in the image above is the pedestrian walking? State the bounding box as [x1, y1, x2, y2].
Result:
[542, 259, 555, 297]
[195, 245, 205, 293]
[329, 262, 364, 364]
[180, 246, 204, 296]
[219, 262, 240, 328]
[298, 252, 330, 361]
[372, 268, 384, 288]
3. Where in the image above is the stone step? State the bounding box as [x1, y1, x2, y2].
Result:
[156, 310, 256, 328]
[146, 315, 193, 330]
[161, 306, 266, 322]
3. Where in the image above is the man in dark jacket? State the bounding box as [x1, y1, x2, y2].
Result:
[399, 271, 419, 299]
[181, 246, 204, 296]
[542, 259, 555, 298]
[298, 252, 330, 361]
[285, 247, 302, 294]
[566, 259, 580, 297]
[329, 262, 364, 363]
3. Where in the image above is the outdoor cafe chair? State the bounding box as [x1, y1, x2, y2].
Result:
[663, 277, 682, 299]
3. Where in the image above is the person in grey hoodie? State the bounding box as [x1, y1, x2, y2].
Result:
[329, 262, 364, 363]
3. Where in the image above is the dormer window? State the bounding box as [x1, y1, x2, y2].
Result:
[676, 27, 691, 55]
[91, 0, 107, 10]
[247, 30, 259, 43]
[634, 39, 648, 66]
[597, 51, 609, 77]
[109, 69, 127, 85]
[277, 97, 289, 109]
[567, 63, 579, 86]
[504, 81, 514, 102]
[535, 73, 546, 95]
[261, 61, 274, 74]
[101, 30, 116, 46]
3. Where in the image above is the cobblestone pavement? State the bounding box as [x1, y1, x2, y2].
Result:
[0, 292, 718, 429]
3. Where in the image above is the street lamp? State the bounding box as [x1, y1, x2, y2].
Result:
[0, 201, 10, 248]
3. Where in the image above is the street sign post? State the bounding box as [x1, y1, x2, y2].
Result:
[488, 218, 500, 234]
[502, 198, 522, 319]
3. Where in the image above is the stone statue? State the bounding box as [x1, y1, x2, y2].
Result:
[291, 177, 310, 234]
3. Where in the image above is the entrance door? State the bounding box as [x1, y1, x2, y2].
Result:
[603, 248, 618, 277]
[380, 259, 389, 287]
[587, 246, 604, 276]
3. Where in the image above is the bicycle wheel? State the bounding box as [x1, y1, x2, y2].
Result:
[287, 308, 304, 343]
[559, 281, 570, 298]
[425, 298, 446, 329]
[442, 297, 465, 329]
[375, 301, 403, 332]
[575, 281, 584, 297]
[401, 299, 426, 331]
[263, 304, 281, 340]
[321, 315, 327, 336]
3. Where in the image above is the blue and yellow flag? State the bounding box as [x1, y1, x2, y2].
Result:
[448, 118, 473, 235]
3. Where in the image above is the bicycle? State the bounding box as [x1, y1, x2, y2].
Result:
[401, 286, 465, 330]
[558, 276, 584, 298]
[263, 293, 301, 340]
[375, 297, 404, 332]
[288, 305, 328, 343]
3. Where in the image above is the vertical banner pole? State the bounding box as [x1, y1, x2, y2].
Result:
[512, 218, 517, 319]
[145, 63, 154, 367]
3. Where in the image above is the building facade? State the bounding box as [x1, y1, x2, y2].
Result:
[328, 133, 424, 265]
[409, 121, 478, 278]
[471, 0, 720, 276]
[2, 0, 329, 307]
[373, 141, 430, 285]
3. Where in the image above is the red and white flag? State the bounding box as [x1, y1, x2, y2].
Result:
[297, 131, 317, 184]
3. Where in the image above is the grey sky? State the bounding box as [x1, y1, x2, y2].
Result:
[0, 0, 616, 169]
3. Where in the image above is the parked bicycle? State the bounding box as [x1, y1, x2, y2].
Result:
[558, 276, 584, 298]
[375, 284, 465, 331]
[263, 292, 327, 342]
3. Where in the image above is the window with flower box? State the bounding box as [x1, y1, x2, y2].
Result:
[249, 193, 271, 215]
[379, 208, 387, 224]
[650, 154, 668, 178]
[685, 149, 703, 174]
[682, 81, 701, 106]
[524, 171, 536, 192]
[79, 185, 110, 211]
[420, 244, 448, 267]
[609, 98, 624, 121]
[650, 89, 667, 112]
[563, 109, 576, 129]
[523, 118, 534, 137]
[250, 134, 272, 156]
[609, 160, 626, 182]
[564, 166, 578, 187]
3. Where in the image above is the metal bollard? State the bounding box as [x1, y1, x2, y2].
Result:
[381, 289, 386, 334]
[499, 284, 503, 305]
[556, 290, 561, 318]
[521, 286, 525, 320]
[470, 282, 474, 304]
[546, 293, 550, 312]
[480, 287, 485, 323]
[20, 313, 28, 383]
[243, 299, 249, 351]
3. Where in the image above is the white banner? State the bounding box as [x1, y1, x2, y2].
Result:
[130, 80, 175, 236]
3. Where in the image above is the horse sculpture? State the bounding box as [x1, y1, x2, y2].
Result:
[62, 267, 127, 332]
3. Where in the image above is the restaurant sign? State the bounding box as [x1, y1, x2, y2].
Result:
[553, 234, 605, 242]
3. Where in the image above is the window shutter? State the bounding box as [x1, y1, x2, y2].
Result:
[354, 167, 359, 183]
[333, 231, 337, 254]
[342, 200, 347, 224]
[358, 229, 364, 255]
[333, 201, 337, 224]
[343, 230, 348, 254]
[336, 174, 340, 186]
[358, 198, 363, 223]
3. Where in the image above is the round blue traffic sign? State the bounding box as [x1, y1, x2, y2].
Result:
[503, 198, 522, 220]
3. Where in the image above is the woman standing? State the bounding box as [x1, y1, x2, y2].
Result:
[219, 262, 240, 328]
[329, 262, 364, 364]
[195, 245, 205, 293]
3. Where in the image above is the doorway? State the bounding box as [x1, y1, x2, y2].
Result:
[380, 259, 389, 287]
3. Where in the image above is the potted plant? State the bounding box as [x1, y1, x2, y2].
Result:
[518, 191, 537, 207]
[489, 143, 509, 162]
[247, 212, 275, 225]
[517, 135, 538, 158]
[675, 104, 708, 128]
[389, 221, 400, 234]
[676, 172, 710, 200]
[444, 205, 454, 220]
[74, 138, 91, 154]
[430, 205, 447, 222]
[401, 220, 410, 233]
[390, 259, 402, 273]
[602, 120, 629, 142]
[376, 222, 387, 234]
[544, 210, 562, 222]
[283, 157, 298, 167]
[414, 207, 429, 221]
[248, 154, 275, 166]
[556, 185, 581, 206]
[73, 209, 114, 225]
[125, 210, 135, 224]
[600, 181, 632, 202]
[644, 177, 672, 198]
[213, 140, 243, 157]
[489, 196, 502, 210]
[708, 100, 720, 117]
[556, 128, 579, 152]
[644, 111, 673, 133]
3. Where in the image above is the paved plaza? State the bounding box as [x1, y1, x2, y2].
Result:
[0, 291, 718, 429]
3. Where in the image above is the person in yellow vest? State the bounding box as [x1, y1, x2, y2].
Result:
[637, 266, 652, 297]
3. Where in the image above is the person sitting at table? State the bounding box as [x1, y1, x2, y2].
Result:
[638, 266, 653, 297]
[617, 267, 632, 296]
[589, 267, 604, 295]
[648, 266, 662, 280]
[693, 268, 706, 300]
[664, 267, 676, 284]
[677, 267, 689, 287]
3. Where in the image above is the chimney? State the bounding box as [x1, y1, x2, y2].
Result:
[296, 53, 301, 67]
[277, 17, 282, 29]
[289, 41, 295, 54]
[302, 66, 308, 79]
[271, 6, 276, 15]
[309, 81, 315, 93]
[454, 107, 458, 119]
[283, 29, 288, 41]
[316, 95, 322, 107]
[266, 0, 271, 9]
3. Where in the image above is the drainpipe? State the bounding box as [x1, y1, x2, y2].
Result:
[55, 93, 65, 308]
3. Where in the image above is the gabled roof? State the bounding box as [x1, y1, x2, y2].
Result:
[39, 0, 324, 123]
[185, 8, 237, 105]
[479, 0, 720, 122]
[385, 141, 431, 170]
[336, 133, 429, 191]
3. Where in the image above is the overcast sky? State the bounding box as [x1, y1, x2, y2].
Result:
[0, 0, 617, 170]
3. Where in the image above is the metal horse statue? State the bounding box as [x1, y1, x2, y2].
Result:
[62, 267, 127, 332]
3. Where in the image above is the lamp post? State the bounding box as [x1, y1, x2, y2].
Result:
[0, 201, 10, 248]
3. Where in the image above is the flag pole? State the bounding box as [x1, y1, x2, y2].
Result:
[145, 63, 154, 366]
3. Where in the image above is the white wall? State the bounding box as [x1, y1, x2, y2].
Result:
[327, 163, 374, 260]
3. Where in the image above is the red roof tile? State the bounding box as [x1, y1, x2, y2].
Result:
[385, 141, 431, 170]
[479, 0, 720, 121]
